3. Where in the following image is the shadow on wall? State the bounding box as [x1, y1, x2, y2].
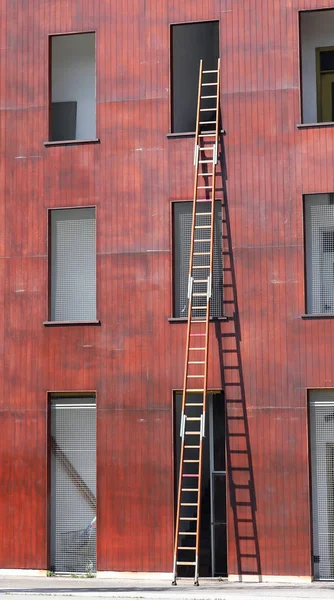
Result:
[214, 130, 262, 581]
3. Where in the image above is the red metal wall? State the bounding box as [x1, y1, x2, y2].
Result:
[0, 0, 332, 577]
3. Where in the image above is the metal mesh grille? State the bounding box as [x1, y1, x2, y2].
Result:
[51, 208, 96, 321]
[173, 201, 222, 318]
[50, 395, 96, 574]
[310, 390, 334, 580]
[305, 194, 334, 314]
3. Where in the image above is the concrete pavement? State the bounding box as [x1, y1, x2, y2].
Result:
[1, 576, 334, 600]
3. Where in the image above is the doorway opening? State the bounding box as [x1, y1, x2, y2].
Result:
[309, 389, 334, 580]
[174, 391, 227, 577]
[49, 393, 96, 574]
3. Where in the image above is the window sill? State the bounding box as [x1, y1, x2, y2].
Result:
[168, 316, 228, 323]
[44, 138, 100, 147]
[166, 129, 225, 139]
[296, 122, 334, 130]
[43, 320, 101, 327]
[301, 314, 334, 320]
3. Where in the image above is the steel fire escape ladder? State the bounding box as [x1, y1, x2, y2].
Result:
[172, 59, 221, 586]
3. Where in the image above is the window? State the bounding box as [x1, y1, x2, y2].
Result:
[173, 201, 222, 318]
[305, 193, 334, 314]
[50, 33, 96, 141]
[50, 207, 96, 322]
[171, 21, 219, 133]
[300, 10, 334, 123]
[49, 393, 96, 573]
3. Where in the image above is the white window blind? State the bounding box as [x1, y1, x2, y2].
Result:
[50, 208, 96, 321]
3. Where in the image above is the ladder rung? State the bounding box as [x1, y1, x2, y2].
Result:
[194, 225, 211, 228]
[201, 95, 217, 99]
[200, 108, 216, 112]
[199, 160, 213, 163]
[189, 361, 205, 364]
[184, 445, 200, 448]
[187, 374, 204, 378]
[198, 132, 215, 136]
[186, 417, 201, 421]
[184, 426, 202, 429]
[192, 293, 207, 297]
[199, 121, 216, 124]
[177, 561, 196, 565]
[192, 307, 207, 310]
[197, 186, 212, 189]
[178, 546, 196, 550]
[202, 82, 218, 86]
[189, 333, 206, 336]
[190, 319, 206, 322]
[193, 266, 210, 269]
[189, 348, 205, 350]
[180, 517, 198, 520]
[196, 212, 211, 215]
[184, 460, 200, 462]
[203, 69, 218, 73]
[192, 279, 208, 282]
[194, 240, 210, 244]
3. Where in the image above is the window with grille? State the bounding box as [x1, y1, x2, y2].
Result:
[305, 193, 334, 314]
[49, 394, 96, 574]
[50, 207, 96, 322]
[173, 201, 223, 318]
[309, 389, 334, 580]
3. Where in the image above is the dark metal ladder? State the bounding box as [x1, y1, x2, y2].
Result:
[172, 58, 221, 586]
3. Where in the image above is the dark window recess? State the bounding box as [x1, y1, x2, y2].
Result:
[51, 102, 77, 142]
[171, 21, 219, 133]
[173, 201, 223, 318]
[320, 50, 334, 72]
[50, 32, 96, 142]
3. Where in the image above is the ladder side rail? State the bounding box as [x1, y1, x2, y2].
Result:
[173, 59, 203, 577]
[194, 58, 221, 584]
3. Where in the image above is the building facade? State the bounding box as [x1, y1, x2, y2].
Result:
[2, 0, 334, 582]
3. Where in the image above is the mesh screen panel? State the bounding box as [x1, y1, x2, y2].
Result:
[50, 396, 96, 573]
[173, 201, 222, 318]
[305, 194, 334, 314]
[310, 390, 334, 580]
[51, 208, 96, 321]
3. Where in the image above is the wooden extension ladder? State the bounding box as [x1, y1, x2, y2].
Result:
[172, 59, 221, 586]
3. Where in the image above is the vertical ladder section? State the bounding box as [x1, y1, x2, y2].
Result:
[172, 58, 221, 586]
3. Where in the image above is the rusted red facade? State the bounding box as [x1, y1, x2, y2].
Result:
[1, 0, 334, 580]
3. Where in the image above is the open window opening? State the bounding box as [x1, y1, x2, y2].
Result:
[300, 10, 334, 124]
[171, 21, 219, 133]
[49, 393, 96, 574]
[174, 391, 227, 577]
[304, 193, 334, 314]
[50, 33, 96, 141]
